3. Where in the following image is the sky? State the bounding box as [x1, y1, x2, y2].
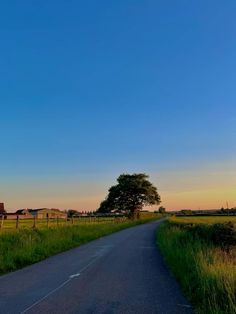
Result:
[0, 0, 236, 211]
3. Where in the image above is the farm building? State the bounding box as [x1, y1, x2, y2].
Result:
[15, 209, 34, 218]
[29, 208, 67, 219]
[3, 209, 34, 220]
[2, 208, 67, 220]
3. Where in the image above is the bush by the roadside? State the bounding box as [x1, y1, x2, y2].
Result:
[211, 222, 236, 249]
[170, 219, 236, 249]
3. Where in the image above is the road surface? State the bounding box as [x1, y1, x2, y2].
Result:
[0, 220, 193, 314]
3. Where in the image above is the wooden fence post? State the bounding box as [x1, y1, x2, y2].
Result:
[0, 215, 4, 230]
[46, 213, 49, 228]
[16, 215, 19, 229]
[57, 216, 59, 227]
[33, 215, 36, 228]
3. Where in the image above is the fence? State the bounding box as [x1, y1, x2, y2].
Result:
[0, 215, 127, 231]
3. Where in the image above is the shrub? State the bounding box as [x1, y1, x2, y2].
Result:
[211, 222, 236, 249]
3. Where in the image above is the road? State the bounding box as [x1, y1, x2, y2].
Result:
[0, 220, 193, 314]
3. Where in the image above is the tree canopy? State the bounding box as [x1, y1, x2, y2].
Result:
[158, 206, 166, 214]
[97, 173, 161, 218]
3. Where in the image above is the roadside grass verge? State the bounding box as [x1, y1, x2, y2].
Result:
[157, 217, 236, 314]
[0, 214, 161, 275]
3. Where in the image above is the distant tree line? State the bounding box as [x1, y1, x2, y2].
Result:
[220, 207, 236, 215]
[177, 208, 236, 216]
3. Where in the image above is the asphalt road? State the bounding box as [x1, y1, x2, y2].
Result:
[0, 220, 193, 314]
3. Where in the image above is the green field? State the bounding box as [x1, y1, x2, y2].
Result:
[0, 213, 161, 275]
[0, 216, 126, 231]
[170, 215, 236, 224]
[157, 216, 236, 314]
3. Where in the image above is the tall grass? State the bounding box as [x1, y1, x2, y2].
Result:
[157, 218, 236, 314]
[0, 214, 161, 275]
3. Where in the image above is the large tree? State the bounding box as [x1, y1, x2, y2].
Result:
[97, 173, 161, 218]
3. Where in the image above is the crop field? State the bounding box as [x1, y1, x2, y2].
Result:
[0, 212, 161, 275]
[157, 216, 236, 314]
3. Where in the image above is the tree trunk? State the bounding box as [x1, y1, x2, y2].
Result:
[128, 209, 140, 220]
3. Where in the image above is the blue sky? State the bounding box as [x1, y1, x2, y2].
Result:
[1, 1, 236, 211]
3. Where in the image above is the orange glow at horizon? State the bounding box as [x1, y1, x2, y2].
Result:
[156, 161, 236, 210]
[161, 186, 236, 210]
[1, 160, 235, 212]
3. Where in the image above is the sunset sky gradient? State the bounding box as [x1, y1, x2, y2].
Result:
[1, 1, 235, 211]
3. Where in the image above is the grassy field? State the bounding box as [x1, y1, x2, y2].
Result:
[169, 215, 236, 224]
[0, 216, 126, 231]
[0, 213, 161, 275]
[157, 216, 236, 314]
